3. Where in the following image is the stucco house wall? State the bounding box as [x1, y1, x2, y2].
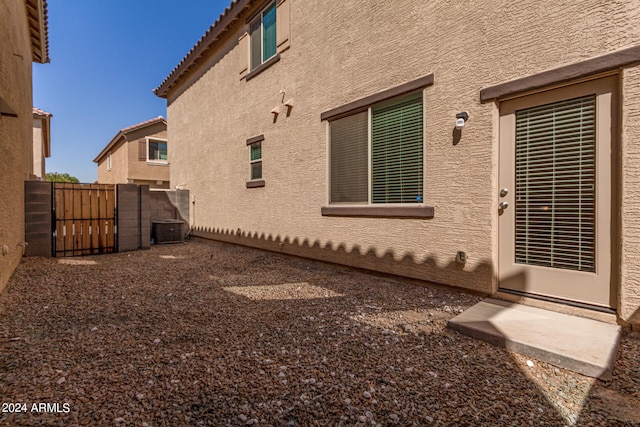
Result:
[95, 118, 169, 189]
[32, 108, 51, 180]
[158, 0, 640, 325]
[0, 0, 49, 292]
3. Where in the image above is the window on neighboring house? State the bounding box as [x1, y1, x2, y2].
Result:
[329, 93, 424, 204]
[107, 153, 112, 170]
[249, 1, 276, 71]
[148, 138, 168, 162]
[250, 141, 262, 180]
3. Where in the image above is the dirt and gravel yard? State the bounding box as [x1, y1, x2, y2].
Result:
[0, 240, 638, 426]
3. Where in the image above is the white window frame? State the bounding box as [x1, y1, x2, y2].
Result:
[146, 137, 168, 164]
[327, 90, 426, 206]
[107, 153, 112, 171]
[249, 1, 277, 71]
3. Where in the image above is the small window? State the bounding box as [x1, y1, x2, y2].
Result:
[148, 139, 168, 162]
[107, 153, 112, 170]
[249, 2, 277, 71]
[250, 141, 262, 180]
[329, 93, 424, 204]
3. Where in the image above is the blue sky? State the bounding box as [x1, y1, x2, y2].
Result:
[33, 1, 230, 183]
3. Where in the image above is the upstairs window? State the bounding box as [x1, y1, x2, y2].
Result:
[249, 2, 276, 71]
[329, 93, 424, 204]
[148, 138, 168, 162]
[107, 153, 112, 170]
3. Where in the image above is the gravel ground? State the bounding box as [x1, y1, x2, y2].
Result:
[0, 240, 638, 426]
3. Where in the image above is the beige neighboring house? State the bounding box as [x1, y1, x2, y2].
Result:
[155, 0, 640, 328]
[32, 107, 52, 180]
[0, 0, 49, 292]
[93, 117, 169, 189]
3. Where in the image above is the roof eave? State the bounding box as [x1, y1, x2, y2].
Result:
[93, 118, 167, 163]
[154, 0, 252, 98]
[25, 0, 50, 63]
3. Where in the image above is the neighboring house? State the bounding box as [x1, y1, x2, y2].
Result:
[155, 1, 640, 328]
[93, 117, 169, 189]
[32, 107, 52, 180]
[0, 0, 49, 291]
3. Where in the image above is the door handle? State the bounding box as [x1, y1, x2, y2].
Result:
[499, 202, 509, 209]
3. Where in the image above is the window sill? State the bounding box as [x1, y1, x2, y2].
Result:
[146, 161, 169, 166]
[321, 205, 434, 218]
[245, 54, 281, 82]
[246, 180, 265, 188]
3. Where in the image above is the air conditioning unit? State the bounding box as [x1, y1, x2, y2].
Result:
[152, 219, 185, 244]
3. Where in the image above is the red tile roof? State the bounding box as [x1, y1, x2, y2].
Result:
[32, 107, 52, 117]
[119, 116, 166, 133]
[93, 116, 166, 163]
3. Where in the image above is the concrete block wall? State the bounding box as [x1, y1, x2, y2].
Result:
[24, 181, 52, 257]
[117, 184, 150, 251]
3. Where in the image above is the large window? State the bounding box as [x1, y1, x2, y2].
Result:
[329, 93, 424, 204]
[249, 2, 277, 71]
[148, 139, 167, 162]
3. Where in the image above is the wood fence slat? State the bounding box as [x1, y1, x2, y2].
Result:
[106, 188, 115, 252]
[53, 183, 117, 257]
[64, 188, 74, 256]
[90, 186, 99, 254]
[55, 185, 64, 255]
[80, 187, 89, 255]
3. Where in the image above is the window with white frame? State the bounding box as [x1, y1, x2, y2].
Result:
[249, 1, 277, 71]
[250, 141, 262, 180]
[148, 138, 168, 162]
[107, 153, 112, 170]
[329, 93, 424, 204]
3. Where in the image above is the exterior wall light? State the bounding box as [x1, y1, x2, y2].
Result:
[455, 112, 469, 130]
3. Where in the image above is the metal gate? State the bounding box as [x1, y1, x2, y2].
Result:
[53, 183, 117, 257]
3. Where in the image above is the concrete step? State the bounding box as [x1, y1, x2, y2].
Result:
[448, 298, 621, 380]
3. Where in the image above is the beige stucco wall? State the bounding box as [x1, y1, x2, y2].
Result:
[621, 64, 640, 326]
[0, 0, 34, 292]
[126, 124, 169, 184]
[97, 123, 169, 185]
[32, 118, 45, 179]
[97, 139, 128, 184]
[166, 0, 640, 323]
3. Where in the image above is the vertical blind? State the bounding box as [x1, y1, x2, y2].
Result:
[371, 94, 423, 204]
[262, 2, 277, 61]
[514, 95, 596, 272]
[330, 112, 368, 203]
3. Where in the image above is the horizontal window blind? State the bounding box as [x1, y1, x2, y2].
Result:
[515, 95, 596, 272]
[250, 143, 262, 161]
[371, 94, 423, 204]
[330, 112, 368, 203]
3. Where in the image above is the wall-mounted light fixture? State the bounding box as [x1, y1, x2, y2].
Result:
[455, 112, 469, 130]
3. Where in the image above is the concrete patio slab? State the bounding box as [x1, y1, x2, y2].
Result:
[448, 298, 621, 380]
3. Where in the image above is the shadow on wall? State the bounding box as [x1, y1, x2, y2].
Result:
[191, 225, 495, 293]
